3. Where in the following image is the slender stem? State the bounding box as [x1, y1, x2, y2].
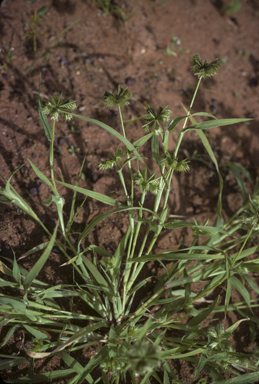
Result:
[118, 106, 126, 139]
[128, 78, 204, 295]
[50, 119, 56, 190]
[231, 226, 254, 267]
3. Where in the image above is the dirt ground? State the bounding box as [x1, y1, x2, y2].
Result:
[0, 0, 259, 383]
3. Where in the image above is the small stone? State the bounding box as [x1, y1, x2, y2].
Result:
[250, 77, 258, 87]
[57, 137, 65, 146]
[60, 57, 68, 66]
[85, 168, 99, 182]
[20, 165, 29, 178]
[29, 187, 38, 196]
[125, 76, 136, 86]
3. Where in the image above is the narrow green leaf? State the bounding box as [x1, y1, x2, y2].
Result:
[113, 227, 130, 278]
[230, 275, 251, 309]
[18, 242, 49, 260]
[1, 324, 20, 347]
[133, 132, 154, 148]
[0, 296, 26, 312]
[27, 159, 53, 190]
[23, 221, 58, 292]
[184, 108, 224, 227]
[138, 218, 158, 232]
[167, 115, 187, 132]
[188, 297, 219, 328]
[227, 161, 250, 203]
[38, 6, 49, 17]
[23, 325, 49, 339]
[244, 274, 259, 294]
[79, 205, 159, 241]
[3, 368, 76, 383]
[85, 245, 113, 258]
[57, 181, 126, 207]
[12, 252, 21, 285]
[132, 251, 223, 262]
[184, 118, 251, 132]
[81, 255, 112, 294]
[71, 113, 145, 165]
[151, 134, 160, 165]
[108, 325, 117, 358]
[76, 345, 109, 384]
[214, 371, 259, 384]
[225, 265, 232, 315]
[38, 75, 52, 141]
[164, 220, 195, 229]
[196, 127, 223, 226]
[0, 356, 27, 370]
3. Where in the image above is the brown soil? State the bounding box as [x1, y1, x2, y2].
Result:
[0, 0, 259, 383]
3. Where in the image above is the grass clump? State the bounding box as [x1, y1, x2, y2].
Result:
[0, 56, 259, 383]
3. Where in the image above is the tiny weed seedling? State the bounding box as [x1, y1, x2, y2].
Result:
[166, 33, 181, 57]
[0, 29, 14, 70]
[223, 0, 242, 15]
[24, 9, 48, 55]
[0, 56, 259, 383]
[68, 144, 80, 156]
[92, 0, 127, 22]
[42, 16, 82, 61]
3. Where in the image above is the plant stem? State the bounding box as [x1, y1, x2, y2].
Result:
[127, 78, 203, 297]
[231, 225, 254, 267]
[50, 119, 56, 189]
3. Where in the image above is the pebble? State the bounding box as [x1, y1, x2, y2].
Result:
[125, 76, 136, 86]
[29, 186, 40, 196]
[60, 57, 68, 66]
[20, 165, 29, 178]
[250, 77, 258, 87]
[85, 168, 99, 182]
[57, 137, 65, 146]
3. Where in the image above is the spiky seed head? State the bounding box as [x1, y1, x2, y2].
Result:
[241, 196, 259, 230]
[42, 94, 76, 121]
[103, 86, 132, 108]
[142, 106, 171, 133]
[191, 54, 221, 79]
[126, 341, 161, 376]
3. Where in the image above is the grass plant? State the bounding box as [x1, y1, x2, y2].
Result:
[0, 55, 259, 383]
[91, 0, 127, 22]
[24, 9, 47, 56]
[0, 29, 14, 70]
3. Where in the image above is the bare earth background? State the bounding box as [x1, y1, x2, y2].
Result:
[0, 0, 259, 383]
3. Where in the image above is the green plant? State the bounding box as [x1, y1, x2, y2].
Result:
[92, 0, 127, 22]
[166, 33, 181, 57]
[24, 9, 48, 55]
[223, 0, 242, 15]
[69, 145, 80, 156]
[0, 29, 14, 70]
[42, 16, 82, 61]
[0, 56, 259, 383]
